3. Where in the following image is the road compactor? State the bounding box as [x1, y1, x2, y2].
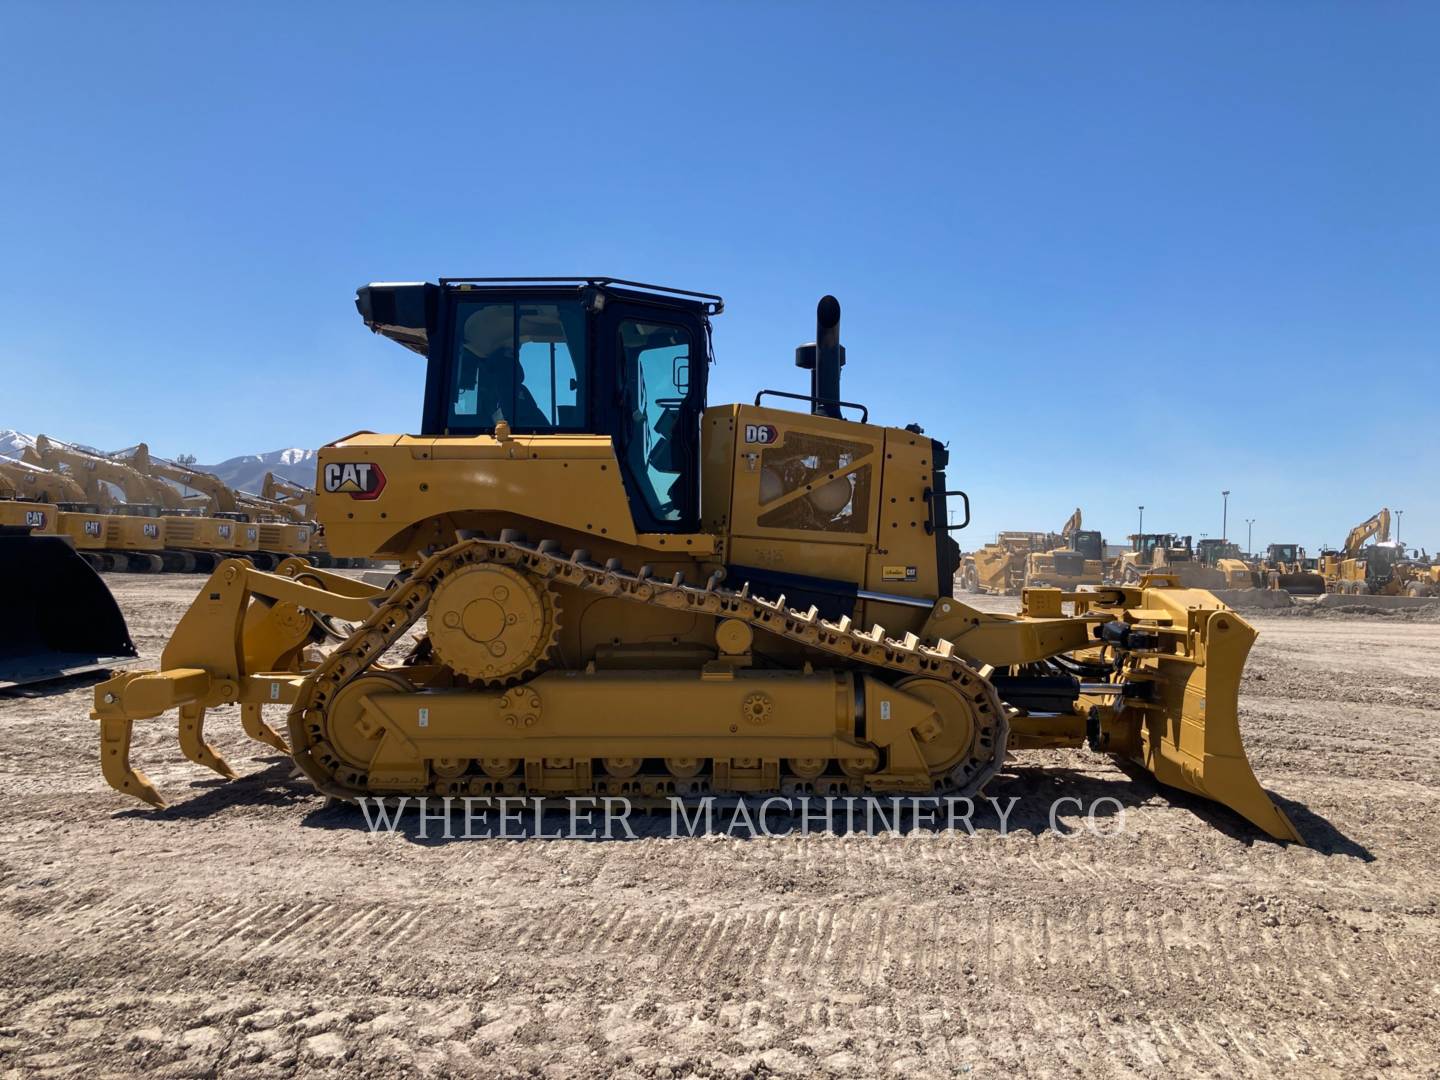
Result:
[92, 279, 1299, 842]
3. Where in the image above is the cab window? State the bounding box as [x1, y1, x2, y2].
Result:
[448, 301, 587, 431]
[619, 319, 692, 522]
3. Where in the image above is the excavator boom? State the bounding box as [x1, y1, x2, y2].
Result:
[1344, 508, 1391, 556]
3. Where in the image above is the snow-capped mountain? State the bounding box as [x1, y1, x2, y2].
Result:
[0, 429, 36, 457]
[197, 448, 318, 493]
[1, 430, 319, 492]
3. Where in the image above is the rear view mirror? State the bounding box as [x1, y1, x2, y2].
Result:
[673, 355, 690, 390]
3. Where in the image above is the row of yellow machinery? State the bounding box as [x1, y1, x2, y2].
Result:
[79, 278, 1306, 844]
[961, 509, 1436, 598]
[957, 509, 1107, 594]
[1, 437, 373, 687]
[0, 436, 358, 574]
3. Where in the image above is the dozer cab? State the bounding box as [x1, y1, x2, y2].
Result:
[93, 278, 1299, 842]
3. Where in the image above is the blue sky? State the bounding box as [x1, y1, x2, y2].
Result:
[2, 3, 1435, 552]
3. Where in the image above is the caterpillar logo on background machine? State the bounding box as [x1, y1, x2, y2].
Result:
[92, 276, 1299, 843]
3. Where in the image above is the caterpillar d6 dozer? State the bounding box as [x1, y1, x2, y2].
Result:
[92, 279, 1299, 842]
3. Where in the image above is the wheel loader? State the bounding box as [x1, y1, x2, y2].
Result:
[0, 498, 137, 689]
[92, 278, 1300, 843]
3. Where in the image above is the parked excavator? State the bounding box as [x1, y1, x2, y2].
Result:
[0, 462, 137, 688]
[260, 471, 351, 567]
[92, 279, 1300, 843]
[262, 471, 314, 517]
[24, 437, 181, 571]
[1023, 509, 1105, 589]
[1321, 508, 1411, 595]
[0, 456, 89, 506]
[120, 444, 309, 570]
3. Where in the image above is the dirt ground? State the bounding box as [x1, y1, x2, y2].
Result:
[2, 575, 1438, 1079]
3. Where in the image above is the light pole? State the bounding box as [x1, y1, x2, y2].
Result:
[1138, 505, 1144, 541]
[1246, 518, 1255, 556]
[1397, 510, 1403, 543]
[1222, 490, 1230, 542]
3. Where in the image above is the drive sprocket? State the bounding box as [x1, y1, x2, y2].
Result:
[426, 563, 559, 684]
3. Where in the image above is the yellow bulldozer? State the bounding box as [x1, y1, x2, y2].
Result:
[92, 279, 1299, 843]
[1023, 509, 1105, 589]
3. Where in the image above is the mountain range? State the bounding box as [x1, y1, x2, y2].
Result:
[0, 430, 318, 494]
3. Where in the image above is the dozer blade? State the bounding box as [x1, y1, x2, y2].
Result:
[1274, 572, 1326, 596]
[0, 531, 138, 690]
[1115, 595, 1301, 843]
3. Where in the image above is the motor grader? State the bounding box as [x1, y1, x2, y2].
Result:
[92, 279, 1299, 843]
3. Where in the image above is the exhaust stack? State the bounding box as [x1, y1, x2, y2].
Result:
[795, 295, 846, 418]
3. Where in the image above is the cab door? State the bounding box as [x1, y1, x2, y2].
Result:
[599, 303, 706, 532]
